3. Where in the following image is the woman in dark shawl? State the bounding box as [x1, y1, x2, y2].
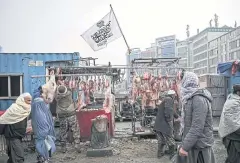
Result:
[31, 86, 56, 163]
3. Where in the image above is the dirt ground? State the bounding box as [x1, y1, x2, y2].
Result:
[22, 122, 227, 163]
[24, 137, 227, 163]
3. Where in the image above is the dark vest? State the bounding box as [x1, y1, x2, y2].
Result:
[154, 97, 174, 136]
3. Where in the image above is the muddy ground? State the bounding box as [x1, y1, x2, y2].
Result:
[22, 122, 226, 163]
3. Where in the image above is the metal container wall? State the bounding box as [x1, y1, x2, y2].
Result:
[199, 74, 225, 88]
[0, 52, 79, 110]
[229, 76, 240, 93]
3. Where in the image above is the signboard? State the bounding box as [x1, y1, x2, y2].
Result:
[36, 61, 43, 67]
[28, 60, 44, 67]
[28, 60, 36, 66]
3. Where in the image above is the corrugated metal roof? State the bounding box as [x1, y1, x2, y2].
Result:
[0, 52, 80, 110]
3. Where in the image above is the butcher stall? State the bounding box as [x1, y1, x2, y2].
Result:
[31, 63, 122, 141]
[128, 57, 192, 138]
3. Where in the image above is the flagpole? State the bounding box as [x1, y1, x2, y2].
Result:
[110, 4, 132, 89]
[110, 4, 131, 54]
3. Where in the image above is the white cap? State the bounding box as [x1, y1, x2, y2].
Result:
[167, 90, 176, 95]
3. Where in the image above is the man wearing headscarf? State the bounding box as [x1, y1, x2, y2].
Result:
[219, 84, 240, 163]
[178, 71, 215, 163]
[154, 90, 177, 159]
[0, 93, 32, 163]
[55, 85, 81, 153]
[31, 86, 56, 163]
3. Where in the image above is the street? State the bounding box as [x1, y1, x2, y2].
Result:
[23, 122, 227, 163]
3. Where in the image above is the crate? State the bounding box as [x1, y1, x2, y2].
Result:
[206, 87, 226, 96]
[205, 87, 226, 117]
[199, 74, 225, 88]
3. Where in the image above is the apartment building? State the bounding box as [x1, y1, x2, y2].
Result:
[176, 39, 193, 68]
[192, 27, 233, 75]
[155, 35, 176, 58]
[208, 26, 240, 73]
[176, 40, 188, 67]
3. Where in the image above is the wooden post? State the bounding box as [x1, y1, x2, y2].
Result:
[110, 4, 131, 54]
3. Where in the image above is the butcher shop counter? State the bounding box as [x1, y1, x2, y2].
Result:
[76, 103, 115, 142]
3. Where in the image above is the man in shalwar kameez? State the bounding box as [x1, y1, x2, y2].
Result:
[177, 71, 215, 163]
[219, 84, 240, 163]
[55, 85, 81, 153]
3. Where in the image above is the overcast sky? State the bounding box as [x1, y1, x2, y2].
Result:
[0, 0, 239, 65]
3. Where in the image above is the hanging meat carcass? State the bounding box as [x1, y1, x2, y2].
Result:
[171, 79, 178, 96]
[132, 75, 141, 102]
[77, 81, 88, 108]
[56, 67, 63, 81]
[42, 70, 57, 103]
[69, 76, 76, 89]
[141, 82, 150, 108]
[159, 76, 169, 92]
[152, 81, 159, 102]
[85, 83, 91, 105]
[143, 72, 151, 80]
[103, 78, 112, 113]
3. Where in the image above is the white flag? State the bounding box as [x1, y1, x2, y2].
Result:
[81, 9, 122, 51]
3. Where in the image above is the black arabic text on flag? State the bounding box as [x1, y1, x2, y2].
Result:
[81, 9, 122, 51]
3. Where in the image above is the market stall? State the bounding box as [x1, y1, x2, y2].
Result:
[128, 57, 191, 138]
[31, 63, 121, 141]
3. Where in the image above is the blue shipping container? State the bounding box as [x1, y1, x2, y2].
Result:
[0, 52, 79, 110]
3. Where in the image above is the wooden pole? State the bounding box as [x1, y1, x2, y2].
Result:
[110, 4, 131, 54]
[110, 4, 132, 87]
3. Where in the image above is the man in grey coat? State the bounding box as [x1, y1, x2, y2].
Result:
[178, 71, 215, 163]
[154, 90, 177, 159]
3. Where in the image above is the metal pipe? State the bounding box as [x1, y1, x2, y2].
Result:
[31, 73, 118, 78]
[58, 66, 193, 69]
[133, 57, 181, 60]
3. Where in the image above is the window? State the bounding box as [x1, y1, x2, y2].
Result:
[0, 75, 22, 98]
[230, 40, 237, 50]
[229, 52, 236, 60]
[0, 77, 8, 97]
[236, 50, 240, 58]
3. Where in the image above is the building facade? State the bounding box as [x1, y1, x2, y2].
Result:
[176, 40, 188, 67]
[208, 26, 240, 73]
[155, 35, 176, 57]
[192, 27, 233, 75]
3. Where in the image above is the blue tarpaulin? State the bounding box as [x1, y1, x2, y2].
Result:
[217, 61, 240, 94]
[217, 61, 240, 76]
[217, 62, 233, 75]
